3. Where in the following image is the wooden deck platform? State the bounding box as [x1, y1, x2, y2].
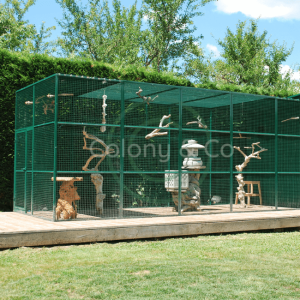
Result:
[1, 209, 300, 249]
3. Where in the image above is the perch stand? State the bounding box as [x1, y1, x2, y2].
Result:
[82, 127, 114, 214]
[234, 142, 268, 208]
[91, 174, 106, 215]
[53, 177, 83, 220]
[101, 94, 107, 133]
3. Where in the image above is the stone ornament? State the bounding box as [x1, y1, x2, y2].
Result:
[165, 140, 206, 212]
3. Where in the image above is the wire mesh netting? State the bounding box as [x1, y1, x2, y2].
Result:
[14, 74, 300, 221]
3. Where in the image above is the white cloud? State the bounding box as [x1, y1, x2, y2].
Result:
[215, 0, 300, 20]
[206, 44, 220, 58]
[280, 65, 300, 80]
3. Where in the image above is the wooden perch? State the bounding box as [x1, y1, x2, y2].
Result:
[281, 117, 299, 122]
[234, 142, 267, 208]
[186, 116, 207, 128]
[82, 126, 114, 171]
[233, 130, 251, 139]
[234, 142, 268, 172]
[25, 101, 33, 105]
[145, 115, 173, 140]
[43, 100, 55, 115]
[47, 93, 74, 98]
[101, 95, 107, 133]
[136, 87, 158, 105]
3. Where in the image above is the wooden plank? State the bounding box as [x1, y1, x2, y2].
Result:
[1, 215, 300, 249]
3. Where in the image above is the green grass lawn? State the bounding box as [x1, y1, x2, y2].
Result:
[1, 232, 300, 299]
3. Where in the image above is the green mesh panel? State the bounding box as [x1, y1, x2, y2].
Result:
[34, 124, 54, 171]
[14, 74, 300, 221]
[278, 175, 300, 208]
[16, 87, 33, 129]
[32, 172, 54, 220]
[34, 76, 56, 126]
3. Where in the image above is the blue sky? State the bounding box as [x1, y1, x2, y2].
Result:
[22, 0, 300, 78]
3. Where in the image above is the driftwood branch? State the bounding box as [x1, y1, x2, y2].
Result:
[47, 93, 74, 98]
[82, 126, 114, 171]
[43, 100, 55, 115]
[101, 94, 107, 133]
[145, 114, 173, 140]
[233, 130, 251, 139]
[186, 116, 207, 128]
[234, 142, 268, 172]
[136, 87, 158, 105]
[281, 117, 299, 122]
[234, 142, 268, 208]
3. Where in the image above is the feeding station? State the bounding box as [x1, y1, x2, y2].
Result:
[165, 140, 206, 212]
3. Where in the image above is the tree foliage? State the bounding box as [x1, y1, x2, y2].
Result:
[56, 0, 143, 67]
[141, 0, 212, 72]
[212, 19, 294, 89]
[0, 0, 56, 53]
[56, 0, 212, 71]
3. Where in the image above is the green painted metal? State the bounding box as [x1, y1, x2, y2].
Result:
[178, 88, 183, 215]
[119, 81, 125, 218]
[16, 74, 56, 93]
[275, 98, 278, 210]
[53, 75, 59, 221]
[13, 92, 18, 211]
[24, 128, 28, 213]
[230, 93, 233, 212]
[31, 86, 35, 215]
[209, 111, 212, 204]
[14, 74, 300, 221]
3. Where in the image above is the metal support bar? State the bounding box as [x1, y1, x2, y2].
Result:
[178, 88, 183, 215]
[275, 98, 278, 209]
[209, 110, 212, 204]
[31, 85, 35, 215]
[13, 93, 18, 211]
[24, 128, 28, 213]
[119, 82, 125, 218]
[230, 93, 233, 212]
[52, 75, 59, 221]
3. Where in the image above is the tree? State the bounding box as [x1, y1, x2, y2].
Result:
[0, 0, 56, 54]
[141, 0, 212, 72]
[56, 0, 143, 66]
[211, 19, 294, 88]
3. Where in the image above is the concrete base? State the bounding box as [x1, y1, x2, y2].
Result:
[1, 210, 300, 249]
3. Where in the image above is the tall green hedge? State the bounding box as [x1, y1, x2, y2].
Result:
[0, 50, 193, 211]
[0, 49, 296, 211]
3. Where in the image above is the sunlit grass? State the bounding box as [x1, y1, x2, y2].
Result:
[1, 232, 300, 299]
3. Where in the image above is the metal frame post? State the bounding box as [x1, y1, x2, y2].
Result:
[119, 81, 125, 218]
[178, 88, 183, 215]
[13, 93, 18, 211]
[230, 93, 233, 212]
[31, 85, 35, 215]
[275, 98, 278, 209]
[53, 75, 59, 221]
[209, 111, 212, 204]
[24, 125, 28, 213]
